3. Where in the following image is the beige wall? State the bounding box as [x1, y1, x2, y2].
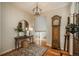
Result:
[0, 3, 33, 53]
[0, 3, 2, 52]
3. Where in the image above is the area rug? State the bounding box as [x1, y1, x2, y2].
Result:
[2, 44, 48, 56]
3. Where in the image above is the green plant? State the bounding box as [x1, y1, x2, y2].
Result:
[14, 22, 24, 32]
[14, 26, 23, 32]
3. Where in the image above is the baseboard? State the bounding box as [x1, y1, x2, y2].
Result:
[0, 48, 15, 56]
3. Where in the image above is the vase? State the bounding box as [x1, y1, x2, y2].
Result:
[19, 32, 24, 36]
[26, 30, 30, 36]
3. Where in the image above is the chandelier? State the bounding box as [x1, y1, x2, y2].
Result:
[33, 3, 42, 15]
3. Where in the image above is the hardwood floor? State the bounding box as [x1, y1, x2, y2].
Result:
[44, 48, 69, 56]
[42, 44, 69, 56]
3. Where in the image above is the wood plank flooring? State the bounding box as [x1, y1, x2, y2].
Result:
[44, 48, 69, 56]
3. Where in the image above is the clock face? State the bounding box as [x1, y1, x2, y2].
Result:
[53, 19, 59, 25]
[52, 15, 61, 26]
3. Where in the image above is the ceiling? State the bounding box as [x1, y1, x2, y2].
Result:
[12, 2, 71, 14]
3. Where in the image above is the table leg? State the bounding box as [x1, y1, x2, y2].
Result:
[15, 39, 17, 49]
[15, 39, 19, 49]
[64, 36, 66, 51]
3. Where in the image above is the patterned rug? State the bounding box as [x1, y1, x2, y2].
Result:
[3, 44, 48, 56]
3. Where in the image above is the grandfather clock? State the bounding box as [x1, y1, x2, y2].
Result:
[52, 15, 61, 49]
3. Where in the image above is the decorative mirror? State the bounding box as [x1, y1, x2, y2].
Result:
[18, 20, 29, 31]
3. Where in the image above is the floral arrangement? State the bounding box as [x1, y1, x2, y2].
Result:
[66, 23, 79, 34]
[14, 22, 24, 36]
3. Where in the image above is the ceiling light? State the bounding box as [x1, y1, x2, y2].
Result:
[32, 2, 42, 16]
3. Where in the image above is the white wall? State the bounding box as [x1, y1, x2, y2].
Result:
[1, 3, 33, 53]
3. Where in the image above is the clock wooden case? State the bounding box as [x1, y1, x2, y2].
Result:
[52, 15, 61, 50]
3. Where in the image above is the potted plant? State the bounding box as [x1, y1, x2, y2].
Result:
[14, 22, 24, 36]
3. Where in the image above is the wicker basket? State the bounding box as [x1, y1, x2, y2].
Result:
[21, 40, 29, 48]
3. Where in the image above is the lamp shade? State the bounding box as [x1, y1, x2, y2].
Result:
[29, 27, 33, 31]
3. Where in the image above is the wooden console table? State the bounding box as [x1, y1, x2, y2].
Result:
[15, 35, 33, 49]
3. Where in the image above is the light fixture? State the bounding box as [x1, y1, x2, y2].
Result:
[32, 2, 42, 16]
